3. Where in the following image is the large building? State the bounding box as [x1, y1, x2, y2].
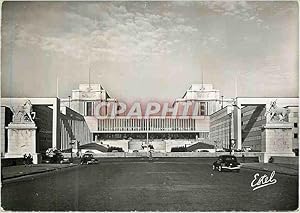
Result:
[241, 104, 298, 151]
[1, 98, 92, 157]
[61, 83, 227, 152]
[210, 97, 299, 152]
[234, 97, 298, 150]
[60, 84, 117, 117]
[210, 105, 234, 150]
[288, 106, 299, 149]
[3, 85, 297, 156]
[240, 105, 266, 151]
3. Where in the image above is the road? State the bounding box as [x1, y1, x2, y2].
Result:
[1, 158, 298, 211]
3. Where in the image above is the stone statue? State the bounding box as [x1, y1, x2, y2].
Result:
[265, 100, 289, 122]
[10, 100, 36, 123]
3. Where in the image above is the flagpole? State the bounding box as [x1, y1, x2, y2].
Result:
[200, 63, 204, 90]
[89, 66, 91, 89]
[56, 76, 59, 98]
[88, 55, 91, 89]
[235, 75, 238, 98]
[202, 71, 204, 89]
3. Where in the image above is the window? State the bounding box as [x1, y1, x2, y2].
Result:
[294, 133, 298, 139]
[86, 102, 93, 116]
[200, 102, 206, 116]
[294, 123, 298, 128]
[116, 105, 122, 116]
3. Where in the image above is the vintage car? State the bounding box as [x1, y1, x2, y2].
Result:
[80, 153, 98, 165]
[213, 155, 241, 172]
[43, 151, 66, 164]
[60, 158, 71, 164]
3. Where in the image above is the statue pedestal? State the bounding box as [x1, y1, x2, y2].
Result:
[261, 123, 294, 163]
[5, 123, 39, 164]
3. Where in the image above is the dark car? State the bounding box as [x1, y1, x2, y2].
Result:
[80, 153, 98, 165]
[213, 155, 241, 172]
[42, 152, 65, 164]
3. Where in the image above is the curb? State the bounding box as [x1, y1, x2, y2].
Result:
[242, 166, 298, 177]
[2, 164, 79, 181]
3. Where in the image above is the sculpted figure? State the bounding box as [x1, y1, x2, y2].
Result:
[10, 100, 36, 123]
[265, 100, 289, 122]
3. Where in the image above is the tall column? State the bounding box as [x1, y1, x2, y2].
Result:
[53, 98, 60, 149]
[233, 103, 242, 149]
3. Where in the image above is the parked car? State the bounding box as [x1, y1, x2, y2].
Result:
[213, 155, 241, 172]
[80, 153, 98, 165]
[42, 151, 65, 164]
[60, 158, 71, 164]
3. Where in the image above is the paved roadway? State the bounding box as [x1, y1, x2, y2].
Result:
[1, 158, 298, 211]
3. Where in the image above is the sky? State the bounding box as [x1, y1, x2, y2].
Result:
[1, 1, 298, 102]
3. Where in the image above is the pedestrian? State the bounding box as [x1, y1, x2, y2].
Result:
[23, 154, 27, 165]
[242, 154, 245, 163]
[149, 146, 153, 161]
[268, 157, 274, 163]
[27, 154, 33, 165]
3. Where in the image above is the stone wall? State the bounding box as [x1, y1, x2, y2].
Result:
[92, 151, 262, 159]
[101, 140, 129, 152]
[261, 123, 294, 154]
[271, 156, 298, 165]
[165, 139, 198, 152]
[6, 123, 37, 156]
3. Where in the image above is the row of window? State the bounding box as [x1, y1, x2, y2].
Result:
[210, 116, 231, 127]
[97, 118, 197, 131]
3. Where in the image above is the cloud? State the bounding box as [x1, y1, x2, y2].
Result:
[7, 1, 294, 64]
[11, 2, 202, 63]
[201, 1, 270, 29]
